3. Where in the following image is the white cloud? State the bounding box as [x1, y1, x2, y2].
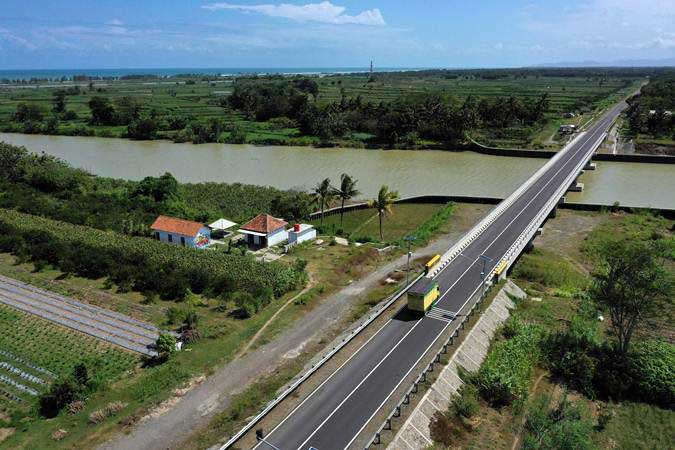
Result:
[106, 19, 124, 26]
[203, 1, 385, 26]
[0, 27, 36, 50]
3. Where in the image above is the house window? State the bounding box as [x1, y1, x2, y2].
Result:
[168, 234, 173, 243]
[181, 236, 186, 246]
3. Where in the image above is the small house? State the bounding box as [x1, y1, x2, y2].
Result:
[288, 224, 316, 246]
[151, 215, 211, 248]
[563, 112, 576, 119]
[238, 214, 288, 249]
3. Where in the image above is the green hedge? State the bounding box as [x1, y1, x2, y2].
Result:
[628, 340, 675, 408]
[476, 320, 542, 407]
[0, 209, 304, 300]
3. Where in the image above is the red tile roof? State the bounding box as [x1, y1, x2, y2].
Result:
[240, 214, 288, 234]
[150, 215, 205, 236]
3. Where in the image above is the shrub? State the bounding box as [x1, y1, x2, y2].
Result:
[155, 333, 177, 359]
[88, 408, 107, 424]
[522, 394, 596, 450]
[451, 384, 480, 419]
[628, 340, 675, 408]
[475, 322, 542, 408]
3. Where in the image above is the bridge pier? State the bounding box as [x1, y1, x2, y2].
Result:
[584, 161, 597, 170]
[548, 206, 557, 219]
[524, 238, 535, 253]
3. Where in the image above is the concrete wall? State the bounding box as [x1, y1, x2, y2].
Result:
[154, 226, 211, 248]
[387, 280, 525, 450]
[267, 227, 288, 247]
[289, 227, 316, 245]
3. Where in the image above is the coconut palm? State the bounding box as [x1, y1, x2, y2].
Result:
[336, 173, 360, 229]
[369, 185, 399, 241]
[313, 177, 334, 226]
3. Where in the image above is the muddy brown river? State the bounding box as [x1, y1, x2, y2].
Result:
[1, 133, 673, 209]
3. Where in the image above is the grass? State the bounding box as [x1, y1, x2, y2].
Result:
[311, 203, 448, 243]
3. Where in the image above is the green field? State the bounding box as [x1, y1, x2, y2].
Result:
[0, 304, 137, 413]
[0, 69, 649, 149]
[311, 203, 447, 243]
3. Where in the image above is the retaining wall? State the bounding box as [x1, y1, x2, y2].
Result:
[387, 280, 525, 450]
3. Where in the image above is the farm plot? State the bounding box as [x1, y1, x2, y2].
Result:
[0, 274, 160, 356]
[0, 304, 137, 406]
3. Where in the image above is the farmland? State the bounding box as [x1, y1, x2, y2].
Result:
[0, 303, 137, 411]
[0, 68, 653, 149]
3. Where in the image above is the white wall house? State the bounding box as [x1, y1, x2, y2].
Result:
[288, 224, 316, 246]
[151, 215, 211, 248]
[238, 214, 288, 249]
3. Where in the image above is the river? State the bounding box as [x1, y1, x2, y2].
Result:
[1, 133, 673, 209]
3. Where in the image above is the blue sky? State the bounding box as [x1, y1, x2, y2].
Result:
[1, 0, 674, 69]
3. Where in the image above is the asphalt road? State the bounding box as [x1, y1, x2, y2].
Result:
[254, 103, 625, 450]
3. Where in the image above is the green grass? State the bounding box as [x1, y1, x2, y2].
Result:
[511, 248, 589, 293]
[311, 203, 447, 243]
[597, 401, 675, 450]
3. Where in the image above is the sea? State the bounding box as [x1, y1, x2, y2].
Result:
[0, 67, 423, 81]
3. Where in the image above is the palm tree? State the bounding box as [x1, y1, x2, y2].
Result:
[337, 173, 360, 229]
[369, 185, 399, 241]
[313, 177, 334, 226]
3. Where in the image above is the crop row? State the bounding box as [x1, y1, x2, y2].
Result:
[0, 209, 305, 300]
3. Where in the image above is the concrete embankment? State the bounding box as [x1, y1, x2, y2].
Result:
[310, 196, 675, 221]
[387, 280, 525, 449]
[466, 140, 675, 164]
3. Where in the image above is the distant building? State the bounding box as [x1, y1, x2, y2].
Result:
[559, 124, 577, 134]
[238, 214, 288, 249]
[288, 224, 316, 246]
[151, 215, 211, 248]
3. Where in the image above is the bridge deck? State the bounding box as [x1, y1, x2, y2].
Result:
[252, 103, 625, 450]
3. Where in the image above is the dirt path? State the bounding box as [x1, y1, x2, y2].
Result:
[235, 275, 315, 359]
[98, 204, 491, 450]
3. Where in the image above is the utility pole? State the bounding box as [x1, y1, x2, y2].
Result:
[369, 60, 373, 79]
[404, 235, 416, 285]
[478, 254, 493, 299]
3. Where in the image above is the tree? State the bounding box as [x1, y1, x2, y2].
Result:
[312, 177, 334, 227]
[132, 172, 178, 202]
[52, 90, 67, 113]
[369, 185, 399, 241]
[591, 239, 673, 354]
[155, 333, 177, 359]
[336, 173, 360, 229]
[13, 103, 44, 123]
[88, 96, 116, 125]
[127, 116, 159, 140]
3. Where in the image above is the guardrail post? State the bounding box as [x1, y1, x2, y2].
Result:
[421, 371, 427, 383]
[412, 382, 418, 393]
[394, 405, 401, 417]
[404, 393, 410, 404]
[435, 353, 441, 363]
[374, 432, 381, 445]
[385, 418, 392, 430]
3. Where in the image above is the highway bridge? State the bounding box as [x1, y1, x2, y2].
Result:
[237, 102, 625, 450]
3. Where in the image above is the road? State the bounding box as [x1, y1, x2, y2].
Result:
[252, 103, 625, 450]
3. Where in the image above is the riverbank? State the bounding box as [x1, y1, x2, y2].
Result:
[2, 132, 674, 210]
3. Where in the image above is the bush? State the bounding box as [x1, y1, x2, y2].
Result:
[543, 316, 600, 397]
[155, 333, 177, 359]
[628, 340, 675, 407]
[522, 394, 596, 450]
[476, 321, 542, 408]
[451, 384, 480, 419]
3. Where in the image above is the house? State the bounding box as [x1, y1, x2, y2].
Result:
[150, 215, 211, 248]
[238, 214, 288, 249]
[559, 124, 577, 134]
[563, 112, 576, 118]
[288, 224, 316, 246]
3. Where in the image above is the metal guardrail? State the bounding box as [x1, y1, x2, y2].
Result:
[429, 129, 591, 278]
[364, 278, 491, 449]
[218, 272, 424, 450]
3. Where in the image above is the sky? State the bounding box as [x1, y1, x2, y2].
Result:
[1, 0, 674, 69]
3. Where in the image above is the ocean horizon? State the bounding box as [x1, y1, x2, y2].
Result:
[0, 67, 425, 81]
